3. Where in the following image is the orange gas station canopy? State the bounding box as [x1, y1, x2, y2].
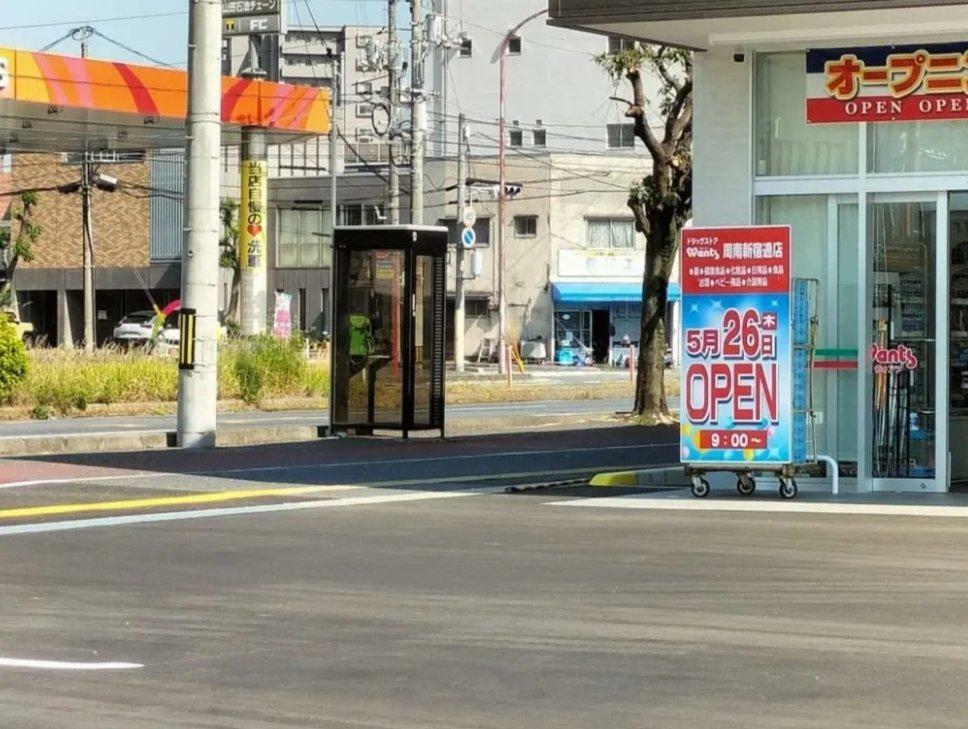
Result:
[0, 46, 331, 152]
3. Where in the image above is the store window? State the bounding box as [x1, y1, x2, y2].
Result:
[869, 121, 968, 174]
[757, 195, 859, 463]
[587, 218, 634, 249]
[277, 208, 328, 268]
[754, 52, 858, 177]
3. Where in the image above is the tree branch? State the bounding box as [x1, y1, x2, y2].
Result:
[627, 67, 664, 162]
[653, 48, 683, 93]
[664, 78, 693, 143]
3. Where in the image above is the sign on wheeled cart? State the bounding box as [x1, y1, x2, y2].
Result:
[679, 225, 817, 499]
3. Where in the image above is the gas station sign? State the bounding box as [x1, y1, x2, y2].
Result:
[679, 226, 793, 466]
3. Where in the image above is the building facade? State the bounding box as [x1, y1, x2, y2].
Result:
[426, 153, 659, 364]
[550, 0, 968, 491]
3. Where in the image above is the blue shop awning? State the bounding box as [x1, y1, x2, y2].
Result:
[551, 281, 680, 304]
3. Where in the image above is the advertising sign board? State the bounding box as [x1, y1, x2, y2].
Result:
[223, 0, 280, 17]
[680, 226, 793, 467]
[223, 15, 282, 36]
[807, 42, 968, 124]
[239, 159, 268, 270]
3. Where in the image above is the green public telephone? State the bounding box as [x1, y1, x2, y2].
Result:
[348, 314, 375, 361]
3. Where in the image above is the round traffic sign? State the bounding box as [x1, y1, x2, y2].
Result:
[460, 226, 477, 249]
[461, 206, 477, 229]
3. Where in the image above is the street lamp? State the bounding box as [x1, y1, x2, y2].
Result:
[497, 8, 547, 376]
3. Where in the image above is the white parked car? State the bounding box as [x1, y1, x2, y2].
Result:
[154, 313, 228, 355]
[112, 311, 157, 346]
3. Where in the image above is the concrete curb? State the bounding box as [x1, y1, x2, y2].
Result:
[589, 466, 690, 488]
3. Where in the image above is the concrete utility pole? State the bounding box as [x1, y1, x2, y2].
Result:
[78, 30, 95, 353]
[409, 0, 425, 225]
[497, 8, 547, 375]
[454, 113, 467, 373]
[328, 50, 340, 318]
[239, 35, 268, 336]
[387, 0, 401, 224]
[178, 0, 223, 449]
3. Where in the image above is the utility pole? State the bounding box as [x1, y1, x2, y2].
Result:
[177, 0, 223, 449]
[328, 49, 340, 332]
[238, 35, 268, 336]
[497, 8, 547, 376]
[387, 0, 400, 224]
[78, 29, 95, 353]
[454, 113, 467, 373]
[409, 0, 425, 225]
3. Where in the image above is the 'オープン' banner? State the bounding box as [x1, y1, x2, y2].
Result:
[680, 226, 792, 467]
[807, 43, 968, 124]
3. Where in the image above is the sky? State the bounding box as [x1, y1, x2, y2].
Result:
[0, 0, 389, 67]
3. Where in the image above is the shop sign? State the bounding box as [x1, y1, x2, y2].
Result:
[558, 249, 644, 277]
[239, 159, 267, 271]
[679, 226, 793, 466]
[871, 343, 919, 375]
[807, 43, 968, 124]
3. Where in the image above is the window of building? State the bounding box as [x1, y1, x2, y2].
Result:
[356, 81, 373, 96]
[532, 128, 547, 148]
[439, 217, 491, 248]
[607, 124, 635, 149]
[607, 36, 635, 54]
[514, 215, 537, 238]
[754, 52, 858, 176]
[357, 104, 374, 118]
[509, 126, 523, 148]
[466, 299, 490, 317]
[339, 204, 385, 227]
[508, 35, 522, 55]
[356, 34, 372, 48]
[586, 219, 635, 249]
[277, 208, 327, 268]
[459, 38, 472, 57]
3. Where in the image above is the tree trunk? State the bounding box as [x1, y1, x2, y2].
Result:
[226, 261, 241, 326]
[633, 205, 678, 417]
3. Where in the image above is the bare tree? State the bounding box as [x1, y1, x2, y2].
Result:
[219, 197, 241, 329]
[597, 46, 692, 420]
[0, 192, 42, 317]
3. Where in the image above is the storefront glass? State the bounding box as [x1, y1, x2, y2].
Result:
[870, 199, 937, 480]
[754, 53, 858, 177]
[869, 122, 968, 174]
[949, 193, 968, 484]
[757, 195, 860, 465]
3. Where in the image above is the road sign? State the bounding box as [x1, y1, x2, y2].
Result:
[223, 14, 281, 36]
[461, 206, 477, 229]
[460, 227, 477, 249]
[223, 0, 280, 17]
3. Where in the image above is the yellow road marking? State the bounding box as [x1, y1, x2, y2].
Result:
[0, 485, 359, 520]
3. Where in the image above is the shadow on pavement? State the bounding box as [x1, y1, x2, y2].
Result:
[12, 425, 679, 490]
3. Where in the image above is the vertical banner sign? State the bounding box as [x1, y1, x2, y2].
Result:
[272, 291, 293, 339]
[807, 43, 968, 124]
[239, 159, 267, 270]
[680, 226, 793, 466]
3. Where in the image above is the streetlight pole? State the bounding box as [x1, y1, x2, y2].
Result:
[497, 8, 547, 375]
[387, 0, 400, 224]
[410, 0, 425, 225]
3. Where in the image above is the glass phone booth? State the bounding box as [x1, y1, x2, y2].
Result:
[331, 225, 447, 438]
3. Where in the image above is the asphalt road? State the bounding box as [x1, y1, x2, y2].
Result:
[4, 427, 967, 727]
[0, 398, 644, 439]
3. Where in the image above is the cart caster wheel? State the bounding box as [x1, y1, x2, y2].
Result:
[691, 478, 710, 499]
[779, 479, 798, 500]
[737, 476, 756, 497]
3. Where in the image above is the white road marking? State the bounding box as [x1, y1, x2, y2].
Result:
[0, 473, 158, 491]
[0, 489, 491, 536]
[0, 657, 142, 671]
[552, 495, 968, 519]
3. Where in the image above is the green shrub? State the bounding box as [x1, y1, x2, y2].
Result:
[232, 334, 308, 404]
[0, 319, 28, 404]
